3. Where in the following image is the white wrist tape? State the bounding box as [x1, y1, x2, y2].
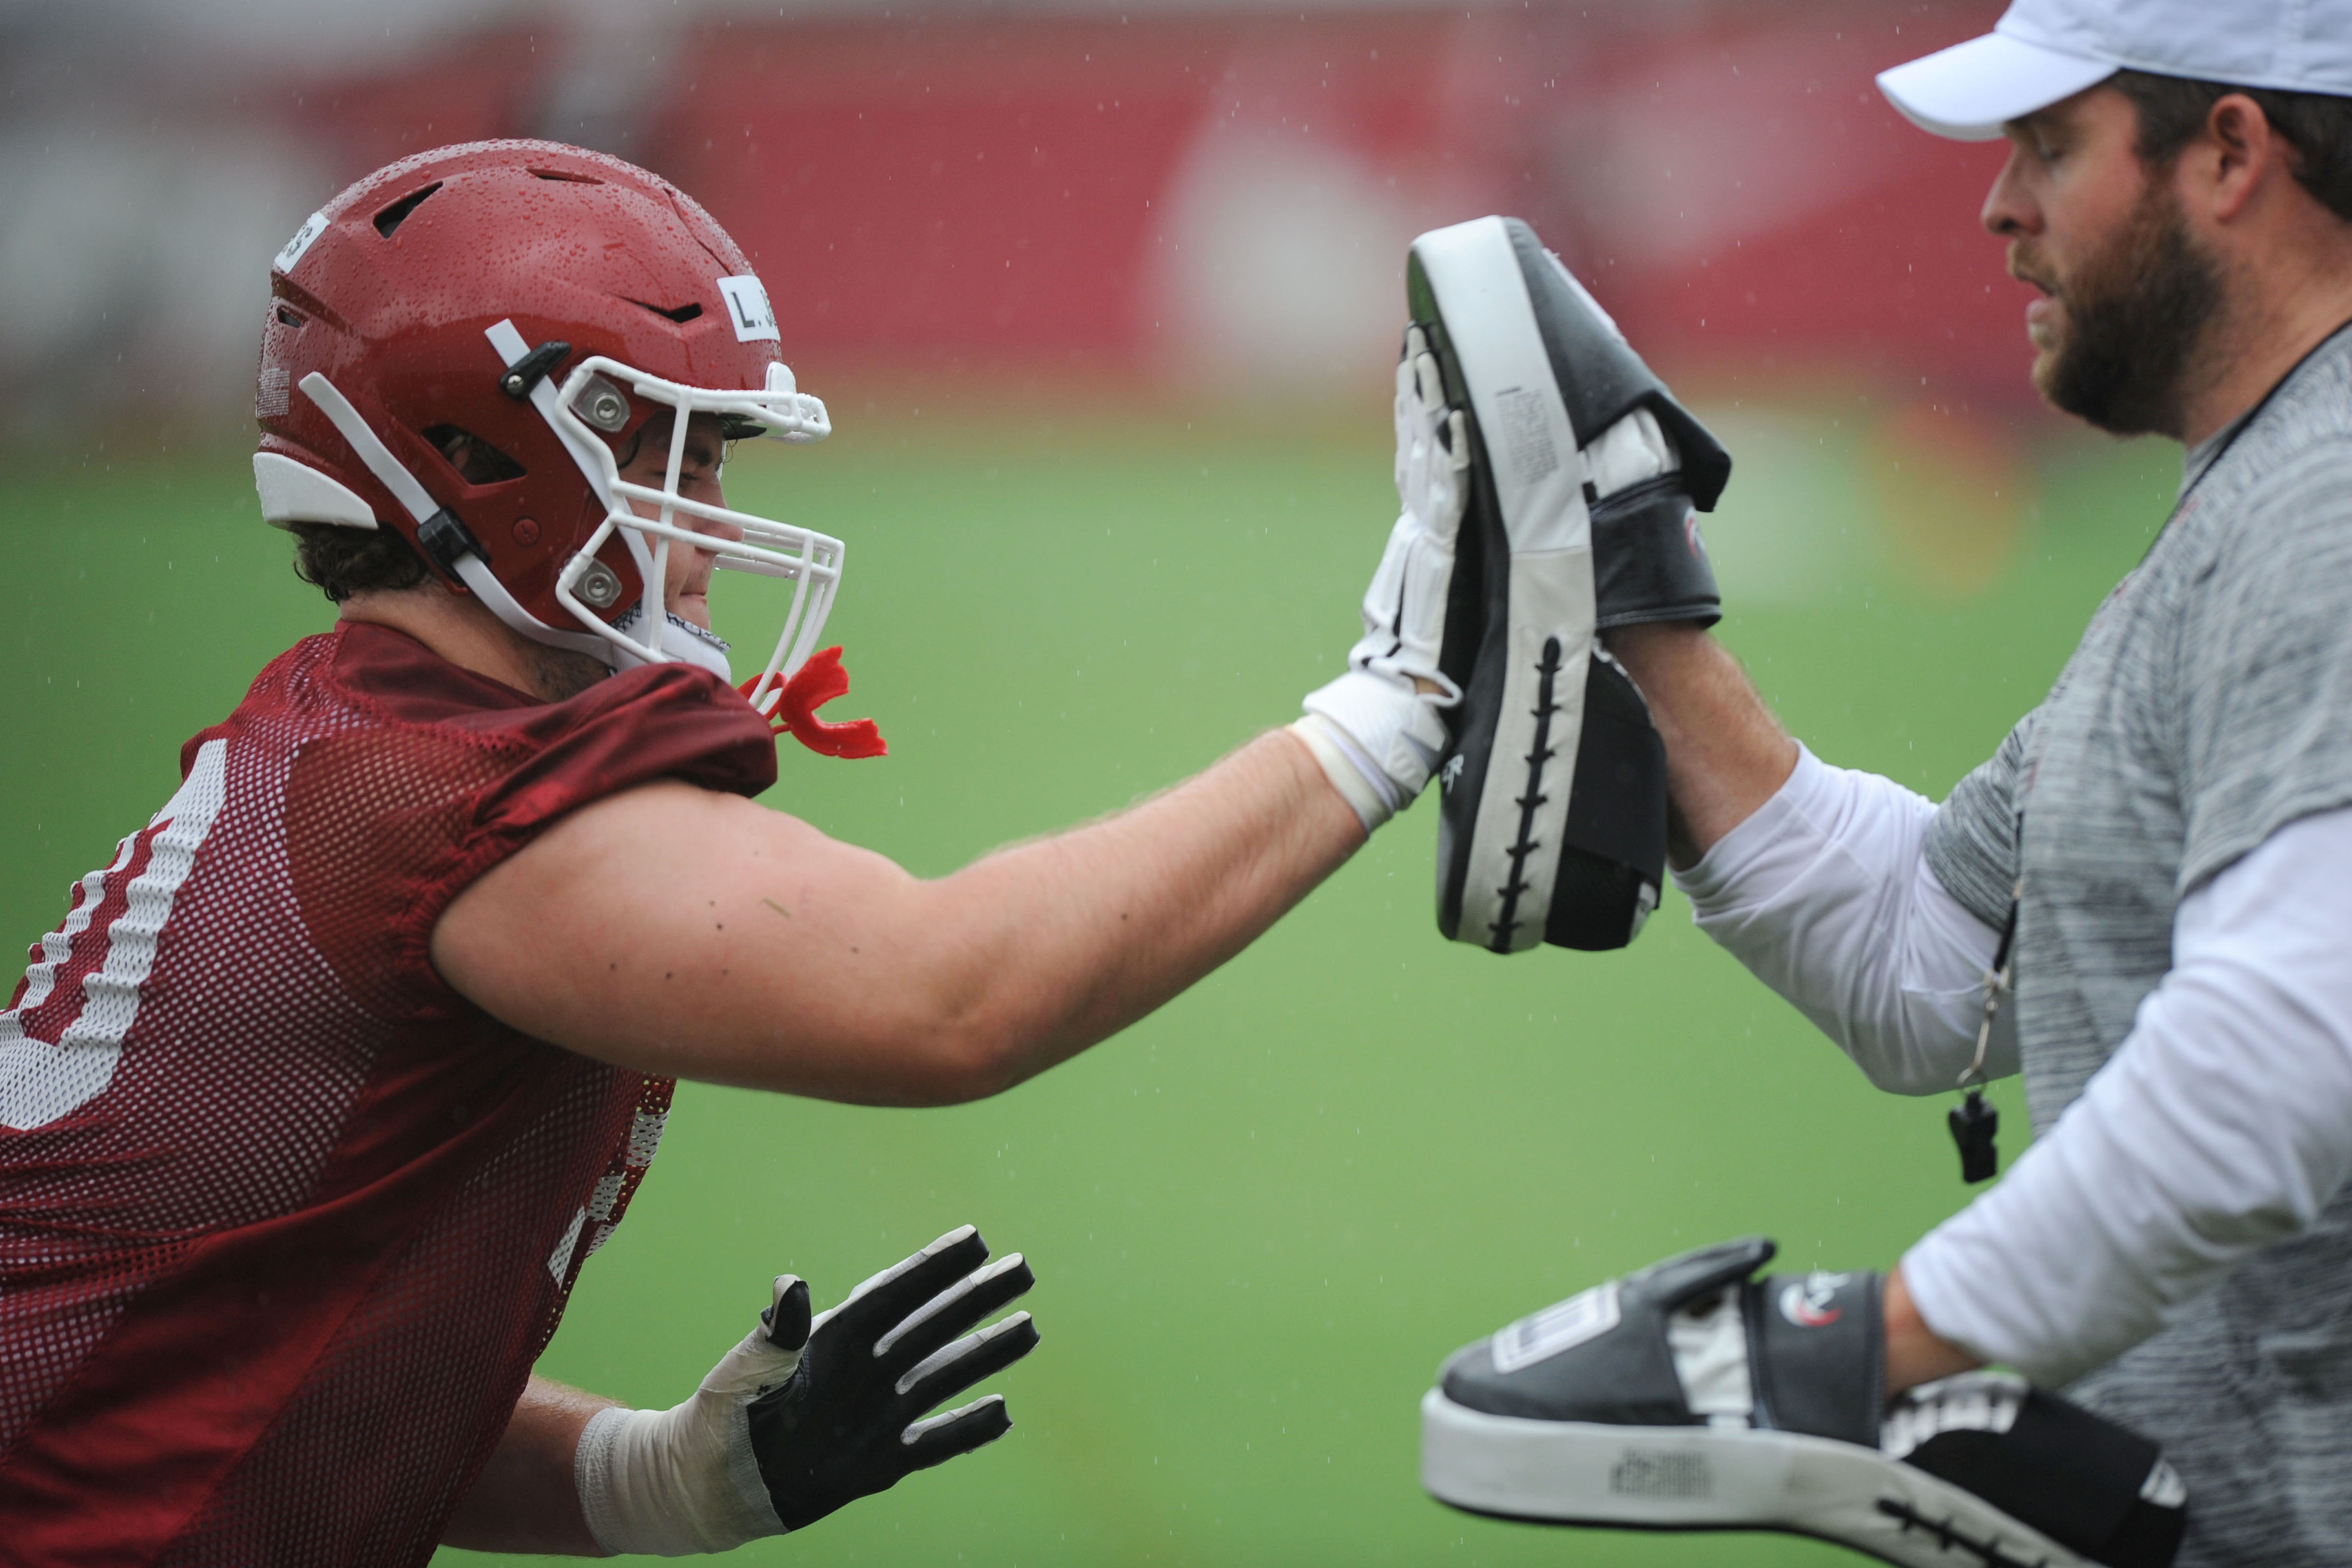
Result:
[1297, 672, 1449, 832]
[572, 1322, 799, 1556]
[1290, 713, 1397, 832]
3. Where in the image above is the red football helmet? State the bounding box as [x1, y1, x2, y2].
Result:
[254, 138, 836, 701]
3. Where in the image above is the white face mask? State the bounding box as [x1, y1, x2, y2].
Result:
[485, 318, 843, 709]
[291, 317, 840, 709]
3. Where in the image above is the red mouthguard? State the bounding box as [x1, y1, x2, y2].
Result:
[739, 647, 888, 759]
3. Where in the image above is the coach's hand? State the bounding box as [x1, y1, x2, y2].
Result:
[1294, 324, 1468, 832]
[574, 1226, 1036, 1554]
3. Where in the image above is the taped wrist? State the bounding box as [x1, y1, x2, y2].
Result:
[1290, 713, 1399, 832]
[573, 1386, 784, 1556]
[1296, 673, 1450, 832]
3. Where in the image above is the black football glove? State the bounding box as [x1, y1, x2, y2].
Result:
[750, 1224, 1038, 1530]
[573, 1225, 1036, 1555]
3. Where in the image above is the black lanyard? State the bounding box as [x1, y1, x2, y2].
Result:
[1949, 890, 2018, 1183]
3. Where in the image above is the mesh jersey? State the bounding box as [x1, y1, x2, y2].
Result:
[0, 622, 776, 1567]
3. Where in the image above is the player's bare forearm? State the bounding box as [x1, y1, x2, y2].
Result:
[922, 728, 1363, 1089]
[1603, 622, 1799, 865]
[432, 729, 1363, 1105]
[441, 1375, 615, 1555]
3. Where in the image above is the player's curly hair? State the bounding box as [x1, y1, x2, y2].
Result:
[290, 523, 431, 602]
[2113, 70, 2352, 223]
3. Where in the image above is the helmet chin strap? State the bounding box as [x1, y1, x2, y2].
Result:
[452, 551, 735, 682]
[447, 553, 613, 664]
[610, 603, 735, 680]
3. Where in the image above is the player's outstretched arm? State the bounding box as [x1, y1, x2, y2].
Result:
[434, 730, 1358, 1103]
[431, 336, 1473, 1106]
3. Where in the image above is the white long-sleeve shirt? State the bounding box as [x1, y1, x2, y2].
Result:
[1675, 746, 2352, 1387]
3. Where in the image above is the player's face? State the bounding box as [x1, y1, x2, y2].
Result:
[1982, 86, 2221, 438]
[617, 411, 740, 630]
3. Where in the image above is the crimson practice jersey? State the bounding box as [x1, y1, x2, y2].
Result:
[0, 622, 775, 1566]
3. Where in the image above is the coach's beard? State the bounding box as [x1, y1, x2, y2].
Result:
[2027, 181, 2224, 440]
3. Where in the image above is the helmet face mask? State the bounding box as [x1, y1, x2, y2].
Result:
[538, 349, 839, 702]
[255, 139, 839, 695]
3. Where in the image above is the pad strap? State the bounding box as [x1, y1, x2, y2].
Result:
[1592, 477, 1720, 630]
[1745, 1270, 1885, 1446]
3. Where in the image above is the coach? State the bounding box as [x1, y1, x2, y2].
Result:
[1604, 1, 2352, 1561]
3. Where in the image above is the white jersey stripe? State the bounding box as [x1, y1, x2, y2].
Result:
[585, 1172, 627, 1222]
[625, 1108, 667, 1167]
[0, 740, 230, 1131]
[2, 832, 137, 1031]
[547, 1205, 587, 1285]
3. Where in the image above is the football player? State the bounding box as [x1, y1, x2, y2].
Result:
[0, 137, 1502, 1562]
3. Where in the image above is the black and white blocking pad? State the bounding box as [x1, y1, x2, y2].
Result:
[1406, 215, 1731, 953]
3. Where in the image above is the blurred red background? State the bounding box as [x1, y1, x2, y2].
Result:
[0, 0, 2038, 430]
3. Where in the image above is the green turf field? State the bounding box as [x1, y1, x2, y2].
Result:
[0, 391, 2179, 1565]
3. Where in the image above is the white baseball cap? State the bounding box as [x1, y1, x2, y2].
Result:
[1879, 0, 2352, 141]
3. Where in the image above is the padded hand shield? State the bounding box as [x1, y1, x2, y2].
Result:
[1409, 216, 1722, 952]
[1422, 1236, 2187, 1568]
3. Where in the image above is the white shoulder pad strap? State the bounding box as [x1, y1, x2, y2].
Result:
[252, 451, 376, 532]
